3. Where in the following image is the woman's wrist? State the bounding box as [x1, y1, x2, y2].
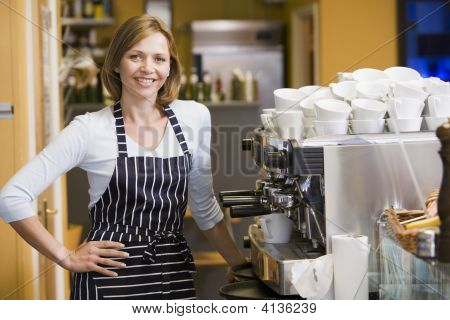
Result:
[56, 247, 74, 270]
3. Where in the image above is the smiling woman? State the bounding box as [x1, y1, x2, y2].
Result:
[0, 14, 246, 300]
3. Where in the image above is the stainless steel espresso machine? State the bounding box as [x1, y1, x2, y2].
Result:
[219, 127, 442, 297]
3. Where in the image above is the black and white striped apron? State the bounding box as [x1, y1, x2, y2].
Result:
[71, 102, 197, 300]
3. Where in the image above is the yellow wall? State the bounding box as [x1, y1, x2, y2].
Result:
[319, 0, 398, 85]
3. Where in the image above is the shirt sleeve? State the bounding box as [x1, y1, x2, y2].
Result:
[0, 115, 90, 223]
[187, 104, 224, 230]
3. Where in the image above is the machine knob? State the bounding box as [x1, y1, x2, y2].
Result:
[265, 151, 287, 169]
[243, 236, 251, 249]
[242, 139, 253, 151]
[272, 192, 296, 208]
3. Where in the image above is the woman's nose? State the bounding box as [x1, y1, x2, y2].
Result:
[140, 59, 155, 74]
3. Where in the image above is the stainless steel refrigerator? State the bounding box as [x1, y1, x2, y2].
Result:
[191, 20, 285, 109]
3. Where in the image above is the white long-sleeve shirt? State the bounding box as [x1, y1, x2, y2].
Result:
[0, 100, 223, 230]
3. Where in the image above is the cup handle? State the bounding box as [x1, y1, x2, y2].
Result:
[259, 218, 273, 239]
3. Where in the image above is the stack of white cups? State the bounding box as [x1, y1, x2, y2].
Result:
[313, 99, 351, 135]
[383, 67, 426, 132]
[272, 88, 305, 142]
[265, 66, 449, 137]
[299, 86, 334, 138]
[350, 99, 387, 134]
[424, 80, 450, 130]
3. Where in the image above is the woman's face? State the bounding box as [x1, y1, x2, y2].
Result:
[117, 32, 171, 103]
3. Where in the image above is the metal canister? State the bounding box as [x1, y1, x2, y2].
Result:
[416, 229, 437, 259]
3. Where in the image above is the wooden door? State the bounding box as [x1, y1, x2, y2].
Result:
[0, 0, 20, 300]
[0, 0, 68, 299]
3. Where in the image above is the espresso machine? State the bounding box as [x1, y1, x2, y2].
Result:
[219, 127, 442, 296]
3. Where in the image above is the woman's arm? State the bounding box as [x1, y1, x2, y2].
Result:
[186, 102, 246, 267]
[201, 218, 246, 267]
[10, 216, 128, 276]
[1, 114, 127, 276]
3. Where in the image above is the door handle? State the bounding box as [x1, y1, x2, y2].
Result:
[38, 199, 57, 229]
[0, 102, 14, 119]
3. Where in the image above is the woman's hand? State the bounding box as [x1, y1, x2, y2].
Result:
[60, 241, 129, 277]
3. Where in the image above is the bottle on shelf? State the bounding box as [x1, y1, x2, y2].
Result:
[73, 0, 83, 18]
[189, 67, 199, 101]
[252, 77, 259, 102]
[102, 0, 112, 17]
[231, 68, 245, 101]
[244, 71, 253, 102]
[83, 0, 94, 18]
[214, 74, 225, 102]
[202, 71, 212, 102]
[93, 0, 105, 19]
[87, 76, 99, 103]
[178, 72, 187, 100]
[197, 82, 204, 102]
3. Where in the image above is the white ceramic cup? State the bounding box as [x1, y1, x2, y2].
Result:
[426, 84, 450, 96]
[351, 119, 385, 134]
[259, 213, 294, 244]
[330, 81, 358, 101]
[298, 85, 322, 96]
[274, 88, 305, 111]
[425, 116, 448, 131]
[384, 66, 421, 82]
[314, 99, 351, 121]
[260, 114, 276, 131]
[309, 87, 334, 100]
[313, 120, 349, 135]
[352, 68, 388, 82]
[428, 95, 450, 117]
[274, 110, 304, 141]
[387, 117, 423, 133]
[390, 82, 428, 101]
[351, 98, 387, 120]
[356, 82, 389, 101]
[387, 97, 425, 119]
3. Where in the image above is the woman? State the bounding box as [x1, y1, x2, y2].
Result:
[0, 15, 246, 300]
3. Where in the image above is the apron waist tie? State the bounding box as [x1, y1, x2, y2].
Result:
[142, 232, 194, 266]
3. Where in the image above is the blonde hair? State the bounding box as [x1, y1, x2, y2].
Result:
[101, 15, 181, 107]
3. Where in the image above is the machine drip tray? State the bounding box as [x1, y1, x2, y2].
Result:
[219, 280, 303, 300]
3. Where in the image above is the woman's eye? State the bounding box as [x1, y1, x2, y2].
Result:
[129, 54, 141, 61]
[155, 57, 166, 62]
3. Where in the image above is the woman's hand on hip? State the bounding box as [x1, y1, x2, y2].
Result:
[60, 241, 129, 277]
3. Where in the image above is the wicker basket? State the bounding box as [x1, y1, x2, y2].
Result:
[384, 189, 440, 254]
[385, 208, 424, 254]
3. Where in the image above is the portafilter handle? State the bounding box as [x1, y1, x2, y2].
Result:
[221, 196, 263, 207]
[229, 205, 272, 218]
[219, 190, 262, 202]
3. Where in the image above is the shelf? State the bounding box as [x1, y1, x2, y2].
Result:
[204, 101, 260, 109]
[62, 17, 115, 27]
